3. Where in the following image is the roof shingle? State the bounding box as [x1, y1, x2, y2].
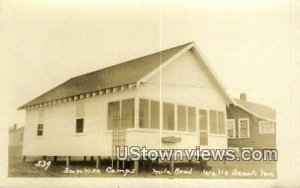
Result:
[234, 98, 276, 122]
[20, 42, 192, 108]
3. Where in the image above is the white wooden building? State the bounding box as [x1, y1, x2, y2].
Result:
[19, 42, 233, 164]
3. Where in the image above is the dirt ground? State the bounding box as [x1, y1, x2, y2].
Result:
[8, 146, 277, 179]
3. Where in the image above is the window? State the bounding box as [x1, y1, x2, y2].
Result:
[108, 99, 134, 129]
[239, 118, 250, 138]
[163, 103, 174, 130]
[218, 112, 225, 134]
[259, 121, 275, 134]
[177, 105, 186, 131]
[227, 119, 236, 138]
[199, 109, 208, 145]
[188, 107, 196, 132]
[121, 99, 134, 128]
[37, 124, 43, 136]
[76, 119, 84, 133]
[139, 99, 149, 128]
[150, 100, 160, 129]
[209, 110, 226, 135]
[108, 101, 120, 129]
[209, 110, 217, 134]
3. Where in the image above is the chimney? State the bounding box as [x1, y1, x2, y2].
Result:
[240, 93, 247, 101]
[13, 124, 17, 130]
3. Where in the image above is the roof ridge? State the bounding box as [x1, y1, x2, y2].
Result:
[234, 98, 275, 111]
[69, 41, 194, 79]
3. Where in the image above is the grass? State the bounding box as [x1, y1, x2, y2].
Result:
[8, 146, 277, 179]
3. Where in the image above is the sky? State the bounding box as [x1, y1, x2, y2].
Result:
[0, 0, 295, 128]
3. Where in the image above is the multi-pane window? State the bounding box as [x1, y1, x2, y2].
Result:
[177, 105, 186, 131]
[239, 118, 250, 138]
[37, 124, 43, 136]
[139, 99, 149, 128]
[76, 119, 84, 133]
[209, 110, 218, 134]
[138, 99, 197, 132]
[218, 112, 225, 134]
[259, 121, 275, 134]
[199, 109, 208, 145]
[150, 100, 160, 129]
[163, 103, 175, 130]
[209, 110, 226, 135]
[108, 101, 120, 129]
[121, 99, 135, 128]
[108, 99, 134, 129]
[188, 107, 196, 132]
[227, 119, 236, 138]
[139, 99, 160, 129]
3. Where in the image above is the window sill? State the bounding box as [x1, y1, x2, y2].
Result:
[209, 134, 227, 137]
[36, 136, 44, 139]
[104, 129, 198, 135]
[74, 133, 86, 136]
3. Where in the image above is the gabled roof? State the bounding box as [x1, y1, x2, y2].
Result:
[19, 41, 233, 110]
[233, 98, 276, 122]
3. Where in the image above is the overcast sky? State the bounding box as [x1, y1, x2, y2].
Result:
[0, 0, 296, 127]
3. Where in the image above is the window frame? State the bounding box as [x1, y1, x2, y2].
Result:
[208, 110, 227, 136]
[163, 102, 175, 131]
[238, 118, 250, 138]
[139, 99, 150, 128]
[107, 98, 135, 130]
[199, 109, 208, 146]
[107, 100, 121, 130]
[37, 123, 44, 136]
[76, 118, 84, 133]
[121, 98, 135, 128]
[259, 121, 275, 134]
[187, 106, 196, 132]
[177, 105, 187, 131]
[226, 119, 236, 139]
[150, 99, 160, 129]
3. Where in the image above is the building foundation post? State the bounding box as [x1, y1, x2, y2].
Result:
[134, 160, 139, 175]
[66, 156, 70, 167]
[170, 156, 174, 174]
[96, 156, 101, 169]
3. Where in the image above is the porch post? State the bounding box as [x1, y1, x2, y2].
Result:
[96, 156, 101, 169]
[66, 156, 70, 167]
[170, 156, 174, 173]
[117, 159, 120, 169]
[134, 160, 139, 175]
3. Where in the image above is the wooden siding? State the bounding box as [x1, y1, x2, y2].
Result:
[226, 104, 276, 149]
[22, 49, 229, 156]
